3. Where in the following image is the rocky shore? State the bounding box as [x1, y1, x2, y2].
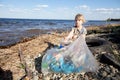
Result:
[0, 24, 120, 80]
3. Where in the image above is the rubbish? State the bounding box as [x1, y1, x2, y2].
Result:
[42, 35, 98, 75]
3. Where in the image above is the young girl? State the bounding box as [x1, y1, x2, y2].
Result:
[41, 14, 98, 75]
[65, 13, 87, 42]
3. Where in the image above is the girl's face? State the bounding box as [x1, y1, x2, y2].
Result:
[75, 18, 83, 27]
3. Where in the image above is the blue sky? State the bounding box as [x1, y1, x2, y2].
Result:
[0, 0, 120, 20]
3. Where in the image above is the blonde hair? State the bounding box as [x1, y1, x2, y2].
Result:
[75, 14, 85, 23]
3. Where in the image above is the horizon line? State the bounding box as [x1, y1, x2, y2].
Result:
[0, 17, 107, 21]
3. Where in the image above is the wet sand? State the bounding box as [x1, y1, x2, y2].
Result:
[0, 28, 68, 48]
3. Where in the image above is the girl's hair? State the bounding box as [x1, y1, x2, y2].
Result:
[75, 14, 85, 23]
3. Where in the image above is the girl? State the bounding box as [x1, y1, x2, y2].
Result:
[41, 14, 98, 75]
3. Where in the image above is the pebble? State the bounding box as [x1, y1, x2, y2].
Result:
[102, 71, 107, 77]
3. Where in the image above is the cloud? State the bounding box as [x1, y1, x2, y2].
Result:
[36, 5, 48, 8]
[9, 8, 28, 13]
[80, 5, 89, 9]
[33, 4, 48, 11]
[0, 4, 4, 7]
[75, 5, 90, 10]
[95, 8, 120, 13]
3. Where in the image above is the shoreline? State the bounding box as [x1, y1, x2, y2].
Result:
[0, 23, 120, 48]
[0, 28, 68, 48]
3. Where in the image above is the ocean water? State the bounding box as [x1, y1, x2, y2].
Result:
[0, 18, 120, 47]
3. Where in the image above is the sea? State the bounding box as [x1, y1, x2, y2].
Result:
[0, 18, 120, 47]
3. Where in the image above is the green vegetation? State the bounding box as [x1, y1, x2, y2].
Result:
[87, 25, 120, 34]
[106, 18, 120, 21]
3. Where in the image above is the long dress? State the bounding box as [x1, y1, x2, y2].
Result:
[41, 27, 98, 75]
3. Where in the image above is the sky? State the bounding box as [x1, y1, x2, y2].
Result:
[0, 0, 120, 20]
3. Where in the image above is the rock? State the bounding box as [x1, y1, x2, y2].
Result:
[115, 73, 120, 80]
[111, 77, 117, 80]
[53, 74, 57, 79]
[101, 52, 107, 54]
[84, 75, 89, 80]
[104, 77, 111, 80]
[100, 53, 120, 70]
[113, 50, 119, 55]
[110, 66, 116, 74]
[43, 76, 50, 80]
[98, 69, 107, 78]
[104, 66, 111, 74]
[33, 71, 38, 80]
[102, 71, 107, 77]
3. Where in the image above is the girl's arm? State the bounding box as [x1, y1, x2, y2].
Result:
[64, 28, 74, 42]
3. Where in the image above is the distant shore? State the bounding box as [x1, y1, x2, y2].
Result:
[107, 18, 120, 21]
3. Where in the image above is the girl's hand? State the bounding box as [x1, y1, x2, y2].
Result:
[61, 38, 67, 44]
[72, 35, 77, 39]
[63, 37, 67, 41]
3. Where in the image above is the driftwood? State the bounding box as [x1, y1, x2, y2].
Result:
[100, 53, 120, 70]
[18, 45, 33, 80]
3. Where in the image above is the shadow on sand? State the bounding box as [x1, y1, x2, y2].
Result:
[0, 67, 13, 80]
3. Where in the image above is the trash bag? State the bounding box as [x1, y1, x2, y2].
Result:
[41, 34, 98, 75]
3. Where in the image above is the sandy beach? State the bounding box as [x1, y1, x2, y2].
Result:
[0, 24, 120, 80]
